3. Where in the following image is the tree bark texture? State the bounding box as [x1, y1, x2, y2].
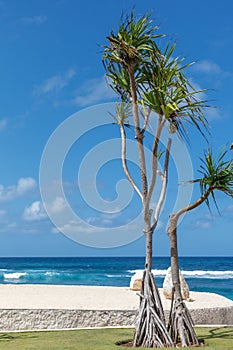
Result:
[167, 217, 199, 347]
[133, 269, 173, 348]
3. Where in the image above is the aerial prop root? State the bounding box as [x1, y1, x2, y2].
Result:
[169, 297, 199, 347]
[133, 269, 173, 348]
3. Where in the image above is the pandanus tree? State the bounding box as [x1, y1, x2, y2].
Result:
[104, 14, 173, 346]
[103, 10, 208, 348]
[167, 148, 233, 347]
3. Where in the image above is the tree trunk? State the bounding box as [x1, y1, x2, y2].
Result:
[168, 218, 199, 347]
[145, 229, 153, 271]
[133, 226, 173, 348]
[127, 59, 173, 348]
[169, 225, 182, 301]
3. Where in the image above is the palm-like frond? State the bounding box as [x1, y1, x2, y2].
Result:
[110, 102, 132, 127]
[197, 148, 233, 210]
[106, 63, 141, 101]
[103, 10, 162, 67]
[141, 43, 209, 141]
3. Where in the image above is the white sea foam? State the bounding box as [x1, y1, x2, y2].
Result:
[45, 272, 57, 276]
[4, 272, 27, 280]
[129, 269, 168, 276]
[106, 274, 131, 278]
[128, 269, 233, 279]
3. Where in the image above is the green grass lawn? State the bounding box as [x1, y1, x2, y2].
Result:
[0, 327, 232, 349]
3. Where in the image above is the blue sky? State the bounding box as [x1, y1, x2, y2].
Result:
[0, 0, 233, 257]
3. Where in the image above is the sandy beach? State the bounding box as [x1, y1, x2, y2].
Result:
[0, 284, 232, 311]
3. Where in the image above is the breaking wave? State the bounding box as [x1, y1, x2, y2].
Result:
[128, 269, 233, 279]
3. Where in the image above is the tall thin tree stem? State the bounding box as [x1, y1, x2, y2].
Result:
[120, 124, 143, 201]
[128, 62, 148, 205]
[145, 229, 153, 271]
[144, 116, 166, 218]
[169, 226, 182, 300]
[152, 137, 172, 231]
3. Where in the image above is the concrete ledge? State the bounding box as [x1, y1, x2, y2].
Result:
[0, 309, 136, 332]
[190, 306, 233, 325]
[0, 307, 232, 332]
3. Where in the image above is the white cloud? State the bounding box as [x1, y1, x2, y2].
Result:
[193, 60, 222, 75]
[0, 118, 7, 131]
[188, 79, 222, 120]
[34, 69, 76, 96]
[73, 76, 115, 107]
[193, 59, 233, 82]
[0, 177, 37, 202]
[86, 211, 124, 227]
[53, 219, 104, 234]
[17, 177, 37, 195]
[23, 201, 47, 221]
[189, 79, 206, 100]
[23, 197, 68, 222]
[21, 15, 47, 25]
[194, 220, 213, 230]
[49, 196, 67, 214]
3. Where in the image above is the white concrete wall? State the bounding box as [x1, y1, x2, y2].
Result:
[0, 307, 232, 332]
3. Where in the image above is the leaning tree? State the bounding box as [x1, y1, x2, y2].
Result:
[103, 10, 208, 347]
[167, 148, 233, 347]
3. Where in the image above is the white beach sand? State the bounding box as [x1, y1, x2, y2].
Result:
[0, 284, 232, 311]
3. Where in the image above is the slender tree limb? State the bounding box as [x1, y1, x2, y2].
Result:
[141, 107, 152, 135]
[151, 137, 172, 231]
[128, 62, 148, 204]
[120, 124, 143, 202]
[144, 116, 165, 218]
[168, 186, 214, 234]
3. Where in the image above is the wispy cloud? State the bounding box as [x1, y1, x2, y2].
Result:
[194, 220, 213, 229]
[192, 59, 232, 82]
[192, 213, 216, 230]
[193, 60, 222, 75]
[23, 201, 47, 221]
[73, 76, 115, 107]
[48, 196, 68, 214]
[0, 177, 37, 202]
[21, 15, 47, 25]
[0, 118, 7, 131]
[23, 197, 69, 222]
[52, 220, 98, 234]
[189, 79, 221, 120]
[34, 68, 76, 96]
[0, 222, 17, 233]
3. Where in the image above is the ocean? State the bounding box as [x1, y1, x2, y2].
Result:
[0, 257, 232, 300]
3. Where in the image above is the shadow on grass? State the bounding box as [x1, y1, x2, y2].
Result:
[0, 333, 38, 342]
[201, 327, 233, 340]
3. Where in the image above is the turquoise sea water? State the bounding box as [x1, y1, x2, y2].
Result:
[0, 257, 232, 300]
